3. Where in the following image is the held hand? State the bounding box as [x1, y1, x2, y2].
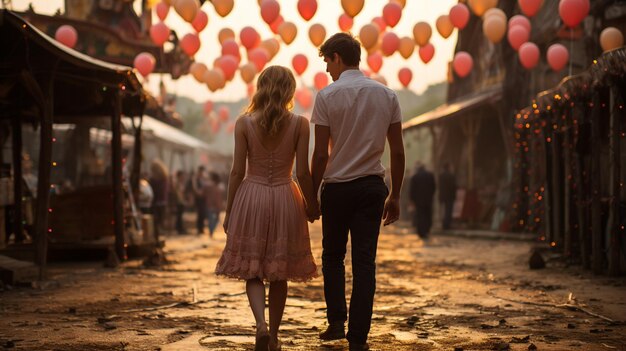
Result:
[382, 197, 400, 226]
[306, 202, 321, 223]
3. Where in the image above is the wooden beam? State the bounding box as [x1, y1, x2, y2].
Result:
[608, 86, 622, 276]
[111, 91, 126, 261]
[591, 90, 603, 274]
[11, 115, 24, 243]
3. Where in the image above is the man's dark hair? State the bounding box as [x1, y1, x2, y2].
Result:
[319, 33, 361, 66]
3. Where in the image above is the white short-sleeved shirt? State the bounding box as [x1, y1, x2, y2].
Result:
[311, 69, 402, 183]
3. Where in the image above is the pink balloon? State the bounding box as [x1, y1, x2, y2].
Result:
[418, 43, 435, 64]
[155, 2, 169, 21]
[216, 55, 238, 81]
[453, 51, 473, 78]
[248, 47, 270, 71]
[204, 100, 214, 114]
[508, 15, 531, 33]
[270, 15, 284, 34]
[150, 22, 170, 46]
[367, 52, 383, 73]
[260, 0, 280, 25]
[449, 3, 470, 30]
[338, 13, 353, 32]
[372, 17, 387, 33]
[295, 87, 313, 109]
[191, 10, 208, 32]
[180, 33, 201, 56]
[381, 32, 400, 56]
[240, 26, 261, 49]
[55, 25, 78, 48]
[313, 72, 329, 90]
[382, 2, 402, 28]
[398, 67, 412, 87]
[298, 0, 317, 21]
[218, 106, 230, 122]
[292, 54, 308, 76]
[559, 0, 588, 28]
[518, 0, 542, 17]
[546, 43, 569, 71]
[221, 39, 241, 62]
[518, 42, 540, 69]
[134, 52, 156, 77]
[211, 119, 221, 134]
[507, 25, 530, 51]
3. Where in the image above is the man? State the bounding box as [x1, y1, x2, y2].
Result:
[311, 32, 405, 351]
[438, 163, 457, 230]
[409, 163, 436, 240]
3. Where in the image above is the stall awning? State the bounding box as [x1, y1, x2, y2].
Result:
[125, 116, 214, 152]
[402, 86, 502, 131]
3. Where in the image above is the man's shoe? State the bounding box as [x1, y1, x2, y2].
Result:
[349, 342, 369, 351]
[318, 323, 345, 341]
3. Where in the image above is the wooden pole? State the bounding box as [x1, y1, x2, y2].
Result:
[608, 86, 621, 276]
[11, 115, 24, 243]
[551, 131, 564, 246]
[543, 115, 554, 243]
[111, 91, 126, 261]
[563, 121, 573, 259]
[591, 90, 604, 274]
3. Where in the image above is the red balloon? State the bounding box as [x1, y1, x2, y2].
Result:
[382, 2, 402, 28]
[218, 106, 230, 122]
[180, 33, 201, 56]
[55, 25, 78, 48]
[292, 54, 308, 76]
[204, 100, 214, 114]
[240, 26, 260, 50]
[216, 55, 238, 81]
[418, 43, 435, 64]
[452, 51, 473, 78]
[518, 42, 539, 69]
[134, 52, 156, 77]
[372, 17, 387, 33]
[298, 0, 317, 21]
[518, 0, 542, 17]
[449, 3, 470, 30]
[270, 15, 284, 35]
[313, 72, 329, 90]
[221, 39, 241, 62]
[381, 32, 400, 56]
[155, 2, 169, 21]
[295, 87, 313, 109]
[398, 67, 412, 88]
[211, 119, 221, 134]
[508, 25, 529, 51]
[546, 43, 569, 71]
[367, 52, 383, 73]
[508, 15, 531, 33]
[260, 0, 280, 25]
[338, 13, 353, 32]
[248, 47, 270, 71]
[191, 10, 208, 32]
[149, 22, 170, 46]
[559, 0, 589, 28]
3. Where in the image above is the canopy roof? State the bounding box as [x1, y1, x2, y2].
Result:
[125, 115, 214, 152]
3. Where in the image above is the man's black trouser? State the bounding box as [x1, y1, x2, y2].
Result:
[321, 175, 388, 345]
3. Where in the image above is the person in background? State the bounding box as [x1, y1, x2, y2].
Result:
[203, 172, 224, 238]
[192, 165, 207, 235]
[149, 159, 169, 240]
[438, 162, 457, 231]
[173, 170, 188, 235]
[409, 163, 436, 240]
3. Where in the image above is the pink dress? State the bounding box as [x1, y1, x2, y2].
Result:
[215, 114, 318, 282]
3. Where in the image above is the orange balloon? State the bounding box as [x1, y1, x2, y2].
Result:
[398, 36, 415, 59]
[341, 0, 364, 18]
[212, 0, 234, 17]
[413, 22, 432, 46]
[436, 15, 454, 39]
[278, 21, 297, 45]
[391, 0, 406, 8]
[239, 62, 258, 83]
[600, 27, 624, 52]
[260, 38, 280, 59]
[313, 72, 329, 90]
[398, 67, 412, 87]
[309, 23, 326, 47]
[190, 62, 208, 82]
[218, 28, 235, 44]
[204, 68, 225, 92]
[338, 13, 353, 32]
[483, 15, 506, 43]
[270, 15, 284, 34]
[468, 0, 499, 17]
[484, 8, 507, 23]
[174, 0, 198, 22]
[359, 24, 380, 50]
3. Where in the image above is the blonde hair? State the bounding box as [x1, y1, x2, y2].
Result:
[150, 159, 169, 181]
[245, 65, 296, 136]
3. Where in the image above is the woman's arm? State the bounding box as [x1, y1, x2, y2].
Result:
[223, 118, 248, 232]
[295, 118, 320, 222]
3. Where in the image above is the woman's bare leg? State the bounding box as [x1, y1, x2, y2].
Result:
[268, 280, 287, 346]
[246, 279, 268, 337]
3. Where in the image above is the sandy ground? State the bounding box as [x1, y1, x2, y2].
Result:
[0, 221, 625, 351]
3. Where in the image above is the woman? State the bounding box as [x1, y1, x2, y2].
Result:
[215, 66, 319, 351]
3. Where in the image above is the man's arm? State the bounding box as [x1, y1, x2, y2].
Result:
[382, 121, 405, 226]
[311, 124, 330, 199]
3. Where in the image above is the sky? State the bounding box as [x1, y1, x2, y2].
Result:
[11, 0, 458, 103]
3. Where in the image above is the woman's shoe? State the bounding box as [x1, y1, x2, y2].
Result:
[255, 327, 270, 351]
[269, 338, 282, 351]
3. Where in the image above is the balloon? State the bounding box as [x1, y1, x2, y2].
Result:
[338, 13, 354, 32]
[55, 25, 78, 48]
[359, 24, 380, 50]
[452, 51, 473, 78]
[398, 36, 415, 59]
[398, 67, 412, 88]
[600, 27, 624, 52]
[483, 15, 506, 43]
[367, 52, 383, 73]
[221, 39, 241, 62]
[518, 0, 543, 17]
[278, 21, 298, 45]
[467, 0, 498, 17]
[270, 15, 284, 34]
[248, 47, 270, 71]
[260, 38, 280, 59]
[211, 119, 221, 134]
[216, 55, 238, 81]
[203, 100, 213, 114]
[240, 26, 261, 50]
[133, 52, 156, 77]
[391, 0, 406, 8]
[155, 2, 169, 21]
[371, 17, 387, 33]
[292, 54, 308, 76]
[309, 23, 326, 47]
[204, 68, 225, 92]
[559, 0, 588, 28]
[149, 22, 170, 46]
[382, 2, 402, 28]
[174, 0, 198, 22]
[507, 25, 529, 51]
[361, 69, 372, 77]
[449, 3, 470, 30]
[518, 42, 539, 69]
[240, 63, 258, 83]
[546, 43, 569, 71]
[162, 0, 175, 5]
[381, 32, 400, 57]
[190, 62, 208, 82]
[508, 15, 531, 33]
[218, 106, 230, 122]
[260, 0, 280, 25]
[314, 72, 329, 90]
[226, 122, 236, 134]
[371, 74, 387, 86]
[418, 43, 435, 64]
[180, 33, 201, 56]
[436, 15, 454, 39]
[484, 8, 507, 23]
[218, 28, 235, 44]
[212, 0, 234, 17]
[341, 0, 364, 18]
[367, 39, 382, 55]
[413, 22, 432, 46]
[298, 0, 317, 21]
[295, 87, 313, 109]
[191, 10, 208, 32]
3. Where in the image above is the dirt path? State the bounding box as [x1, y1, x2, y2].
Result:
[1, 222, 625, 351]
